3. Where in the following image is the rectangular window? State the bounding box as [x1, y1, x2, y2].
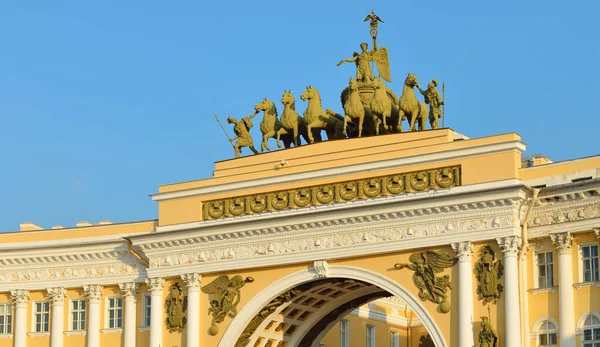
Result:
[366, 325, 376, 347]
[390, 331, 400, 347]
[0, 303, 12, 334]
[537, 251, 554, 288]
[71, 299, 86, 331]
[34, 302, 50, 333]
[582, 245, 599, 282]
[142, 294, 152, 327]
[339, 319, 349, 347]
[107, 297, 123, 329]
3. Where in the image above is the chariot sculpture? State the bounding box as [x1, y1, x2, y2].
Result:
[214, 9, 446, 158]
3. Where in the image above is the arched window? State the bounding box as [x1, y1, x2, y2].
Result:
[583, 315, 600, 347]
[538, 321, 558, 346]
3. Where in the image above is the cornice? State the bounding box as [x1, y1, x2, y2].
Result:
[152, 139, 526, 201]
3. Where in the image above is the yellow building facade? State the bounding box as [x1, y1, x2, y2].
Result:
[1, 129, 599, 347]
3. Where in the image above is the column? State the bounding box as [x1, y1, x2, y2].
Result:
[119, 283, 139, 347]
[10, 289, 29, 347]
[551, 232, 575, 347]
[181, 273, 202, 347]
[47, 287, 66, 347]
[451, 241, 474, 347]
[83, 285, 103, 347]
[146, 278, 165, 347]
[497, 236, 522, 347]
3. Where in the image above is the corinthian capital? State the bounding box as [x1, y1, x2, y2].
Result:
[10, 289, 29, 306]
[594, 228, 600, 239]
[550, 232, 573, 253]
[83, 284, 103, 302]
[496, 236, 522, 256]
[47, 287, 67, 305]
[119, 282, 139, 299]
[145, 277, 165, 293]
[451, 241, 473, 259]
[181, 273, 202, 290]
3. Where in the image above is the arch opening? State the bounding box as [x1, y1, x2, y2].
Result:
[218, 266, 447, 347]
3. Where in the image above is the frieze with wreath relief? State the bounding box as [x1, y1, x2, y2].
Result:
[203, 166, 461, 220]
[149, 214, 514, 268]
[0, 262, 140, 283]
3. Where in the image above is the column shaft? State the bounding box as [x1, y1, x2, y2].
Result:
[452, 242, 474, 347]
[182, 273, 202, 347]
[119, 282, 139, 347]
[11, 290, 28, 347]
[47, 287, 66, 347]
[84, 285, 103, 347]
[498, 236, 522, 347]
[552, 232, 575, 347]
[146, 278, 165, 347]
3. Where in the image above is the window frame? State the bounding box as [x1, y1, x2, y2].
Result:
[582, 315, 600, 347]
[580, 244, 600, 283]
[366, 324, 376, 347]
[0, 303, 12, 335]
[535, 251, 555, 288]
[31, 301, 50, 333]
[141, 294, 152, 327]
[68, 298, 87, 332]
[390, 330, 400, 347]
[104, 296, 123, 330]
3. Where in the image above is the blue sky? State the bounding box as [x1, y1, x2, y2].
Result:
[1, 1, 598, 232]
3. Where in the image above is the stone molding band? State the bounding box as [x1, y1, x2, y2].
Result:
[203, 166, 461, 220]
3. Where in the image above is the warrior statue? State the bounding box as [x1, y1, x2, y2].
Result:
[417, 79, 445, 129]
[478, 316, 499, 347]
[227, 112, 259, 158]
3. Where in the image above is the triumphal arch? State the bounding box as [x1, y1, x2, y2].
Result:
[1, 10, 600, 347]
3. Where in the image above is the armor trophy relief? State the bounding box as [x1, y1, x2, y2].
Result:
[214, 10, 446, 158]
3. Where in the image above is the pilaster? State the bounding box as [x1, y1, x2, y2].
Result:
[497, 236, 521, 347]
[551, 232, 575, 347]
[451, 241, 474, 347]
[181, 273, 202, 347]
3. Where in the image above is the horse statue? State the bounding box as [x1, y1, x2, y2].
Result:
[300, 86, 345, 143]
[254, 98, 291, 152]
[370, 77, 400, 134]
[342, 78, 373, 138]
[399, 73, 428, 132]
[277, 90, 309, 148]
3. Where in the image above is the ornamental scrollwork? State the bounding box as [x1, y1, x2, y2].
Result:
[394, 250, 457, 313]
[475, 246, 503, 305]
[203, 166, 461, 220]
[201, 275, 254, 336]
[165, 283, 187, 333]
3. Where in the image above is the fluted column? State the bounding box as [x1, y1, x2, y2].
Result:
[83, 285, 103, 347]
[47, 287, 66, 347]
[551, 232, 575, 347]
[10, 290, 29, 347]
[119, 283, 139, 347]
[452, 241, 474, 347]
[146, 278, 165, 347]
[497, 236, 522, 347]
[181, 273, 202, 347]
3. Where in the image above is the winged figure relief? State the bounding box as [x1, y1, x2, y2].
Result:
[201, 275, 254, 335]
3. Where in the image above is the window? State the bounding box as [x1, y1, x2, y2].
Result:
[339, 319, 349, 347]
[537, 252, 554, 288]
[390, 331, 400, 347]
[70, 299, 86, 331]
[107, 297, 123, 329]
[366, 325, 376, 347]
[582, 245, 599, 282]
[142, 294, 151, 327]
[538, 321, 557, 346]
[583, 315, 600, 347]
[34, 302, 50, 333]
[0, 303, 12, 334]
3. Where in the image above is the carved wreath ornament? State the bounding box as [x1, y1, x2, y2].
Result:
[201, 275, 254, 336]
[204, 166, 461, 220]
